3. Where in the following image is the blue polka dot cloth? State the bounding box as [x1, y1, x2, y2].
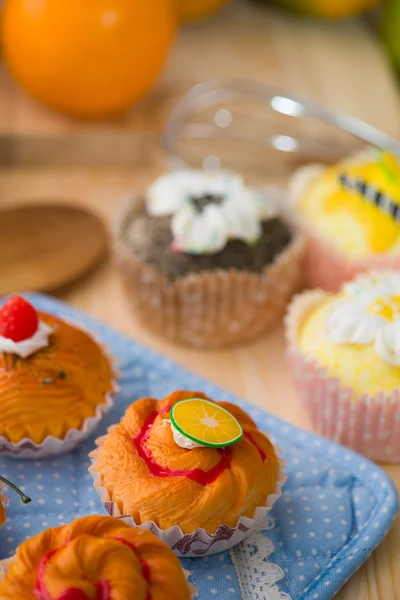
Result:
[0, 294, 398, 600]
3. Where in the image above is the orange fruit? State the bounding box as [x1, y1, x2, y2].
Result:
[176, 0, 231, 21]
[2, 0, 177, 118]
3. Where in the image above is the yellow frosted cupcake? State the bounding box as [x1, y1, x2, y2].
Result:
[290, 148, 400, 291]
[286, 270, 400, 461]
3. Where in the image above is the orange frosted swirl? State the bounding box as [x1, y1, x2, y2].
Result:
[0, 516, 192, 600]
[93, 391, 280, 533]
[0, 313, 115, 444]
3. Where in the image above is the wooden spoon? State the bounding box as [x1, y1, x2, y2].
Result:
[0, 203, 108, 296]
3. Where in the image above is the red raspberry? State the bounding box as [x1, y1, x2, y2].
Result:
[0, 296, 39, 342]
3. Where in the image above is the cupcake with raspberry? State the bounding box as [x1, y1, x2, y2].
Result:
[0, 476, 31, 526]
[286, 270, 400, 462]
[89, 390, 285, 556]
[290, 149, 400, 291]
[0, 515, 196, 599]
[114, 170, 305, 347]
[0, 295, 117, 458]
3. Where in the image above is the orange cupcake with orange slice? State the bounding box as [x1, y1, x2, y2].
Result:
[0, 296, 117, 458]
[89, 390, 285, 556]
[0, 515, 196, 599]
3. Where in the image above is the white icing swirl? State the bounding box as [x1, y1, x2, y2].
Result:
[146, 171, 278, 255]
[0, 321, 53, 358]
[326, 272, 400, 366]
[163, 419, 205, 449]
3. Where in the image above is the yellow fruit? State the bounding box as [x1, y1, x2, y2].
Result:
[268, 0, 380, 19]
[176, 0, 231, 21]
[2, 0, 177, 118]
[171, 397, 243, 447]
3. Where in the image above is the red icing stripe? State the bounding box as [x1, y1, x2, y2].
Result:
[34, 538, 150, 600]
[133, 410, 232, 485]
[112, 537, 151, 600]
[133, 406, 267, 485]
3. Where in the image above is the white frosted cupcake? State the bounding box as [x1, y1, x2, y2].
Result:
[114, 170, 305, 347]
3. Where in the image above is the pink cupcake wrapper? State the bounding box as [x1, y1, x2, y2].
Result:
[0, 556, 197, 597]
[88, 429, 286, 557]
[285, 291, 400, 462]
[300, 221, 400, 292]
[0, 322, 119, 459]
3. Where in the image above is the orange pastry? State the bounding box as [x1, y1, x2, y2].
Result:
[90, 390, 283, 554]
[0, 515, 194, 599]
[0, 296, 116, 456]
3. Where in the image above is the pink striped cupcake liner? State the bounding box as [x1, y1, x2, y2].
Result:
[285, 290, 400, 462]
[300, 222, 400, 293]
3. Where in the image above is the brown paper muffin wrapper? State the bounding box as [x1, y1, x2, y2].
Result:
[285, 290, 400, 462]
[0, 556, 197, 597]
[288, 153, 400, 292]
[113, 195, 306, 348]
[0, 323, 119, 459]
[88, 429, 286, 558]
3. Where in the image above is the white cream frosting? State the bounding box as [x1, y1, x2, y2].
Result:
[146, 171, 278, 254]
[326, 272, 400, 366]
[162, 419, 205, 449]
[0, 321, 53, 358]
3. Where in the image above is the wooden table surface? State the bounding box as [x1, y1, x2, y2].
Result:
[0, 2, 399, 598]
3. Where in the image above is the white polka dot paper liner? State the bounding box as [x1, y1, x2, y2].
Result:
[285, 290, 400, 462]
[89, 434, 286, 558]
[0, 293, 398, 600]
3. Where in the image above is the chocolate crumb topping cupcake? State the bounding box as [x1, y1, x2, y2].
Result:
[114, 170, 305, 347]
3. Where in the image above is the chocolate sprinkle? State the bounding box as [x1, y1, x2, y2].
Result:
[122, 210, 292, 282]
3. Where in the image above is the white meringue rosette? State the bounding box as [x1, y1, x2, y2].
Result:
[0, 321, 53, 359]
[146, 170, 278, 254]
[326, 271, 400, 366]
[0, 556, 197, 598]
[89, 429, 286, 558]
[0, 317, 119, 459]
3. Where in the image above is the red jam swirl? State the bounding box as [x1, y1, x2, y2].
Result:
[133, 407, 267, 486]
[34, 538, 150, 600]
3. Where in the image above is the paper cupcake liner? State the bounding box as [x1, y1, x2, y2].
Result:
[88, 430, 286, 557]
[0, 557, 197, 598]
[285, 291, 400, 462]
[299, 221, 400, 293]
[0, 325, 119, 459]
[113, 195, 306, 348]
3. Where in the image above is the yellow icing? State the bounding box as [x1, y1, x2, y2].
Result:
[299, 295, 400, 396]
[368, 295, 400, 321]
[297, 152, 400, 258]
